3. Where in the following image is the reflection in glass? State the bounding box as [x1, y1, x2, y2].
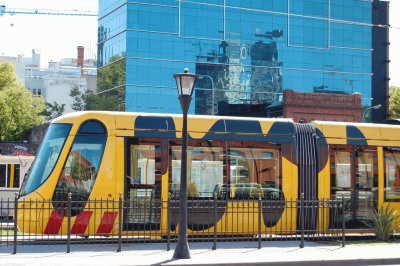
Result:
[53, 135, 106, 203]
[20, 124, 72, 197]
[126, 144, 161, 225]
[98, 1, 374, 113]
[384, 147, 400, 201]
[227, 147, 281, 199]
[171, 146, 223, 198]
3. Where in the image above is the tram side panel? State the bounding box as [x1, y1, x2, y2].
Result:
[17, 116, 117, 235]
[313, 121, 400, 230]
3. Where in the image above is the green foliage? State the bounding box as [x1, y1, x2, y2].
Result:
[368, 205, 400, 241]
[42, 101, 65, 121]
[97, 55, 126, 93]
[64, 55, 127, 112]
[0, 63, 45, 141]
[84, 87, 125, 111]
[69, 85, 85, 111]
[389, 86, 400, 119]
[0, 63, 17, 90]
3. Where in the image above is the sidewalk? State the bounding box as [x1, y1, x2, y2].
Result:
[1, 241, 400, 266]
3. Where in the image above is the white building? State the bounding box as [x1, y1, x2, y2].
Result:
[1, 47, 97, 115]
[25, 62, 87, 113]
[0, 49, 40, 85]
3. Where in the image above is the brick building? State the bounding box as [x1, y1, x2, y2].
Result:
[282, 90, 362, 123]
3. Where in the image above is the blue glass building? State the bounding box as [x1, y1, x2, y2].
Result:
[97, 0, 389, 122]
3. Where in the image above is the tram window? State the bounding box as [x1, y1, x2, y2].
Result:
[384, 147, 400, 201]
[330, 145, 378, 198]
[0, 164, 20, 188]
[13, 164, 21, 188]
[357, 152, 376, 189]
[227, 144, 281, 199]
[0, 164, 6, 187]
[125, 141, 162, 225]
[128, 145, 158, 186]
[126, 142, 162, 197]
[330, 149, 352, 189]
[170, 145, 223, 198]
[52, 121, 106, 210]
[20, 123, 72, 197]
[53, 135, 106, 204]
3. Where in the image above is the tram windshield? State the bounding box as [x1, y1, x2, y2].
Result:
[20, 123, 72, 197]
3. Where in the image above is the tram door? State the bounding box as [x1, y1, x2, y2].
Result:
[330, 146, 378, 228]
[124, 139, 162, 230]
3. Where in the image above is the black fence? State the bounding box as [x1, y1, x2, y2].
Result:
[1, 195, 346, 254]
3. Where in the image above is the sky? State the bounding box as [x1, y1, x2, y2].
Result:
[0, 0, 98, 65]
[0, 0, 399, 86]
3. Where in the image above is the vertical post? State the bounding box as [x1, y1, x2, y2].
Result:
[173, 69, 197, 260]
[167, 193, 171, 251]
[258, 192, 262, 249]
[342, 196, 345, 247]
[212, 192, 217, 250]
[67, 192, 72, 253]
[117, 192, 123, 252]
[299, 193, 304, 249]
[173, 95, 191, 260]
[13, 193, 18, 255]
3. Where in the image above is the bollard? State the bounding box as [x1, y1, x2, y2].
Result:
[13, 193, 18, 255]
[67, 192, 72, 253]
[341, 196, 345, 247]
[117, 193, 123, 252]
[212, 193, 217, 250]
[258, 192, 262, 249]
[167, 193, 171, 251]
[299, 193, 304, 249]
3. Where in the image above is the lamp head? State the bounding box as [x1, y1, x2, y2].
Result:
[173, 68, 198, 97]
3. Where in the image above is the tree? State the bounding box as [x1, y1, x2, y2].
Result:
[69, 85, 85, 111]
[0, 62, 45, 141]
[97, 55, 126, 93]
[84, 88, 125, 111]
[389, 86, 400, 119]
[42, 101, 65, 122]
[0, 63, 17, 90]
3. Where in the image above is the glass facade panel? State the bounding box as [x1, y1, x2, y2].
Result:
[127, 4, 178, 33]
[290, 0, 329, 18]
[98, 0, 126, 18]
[227, 0, 287, 12]
[98, 0, 374, 114]
[181, 2, 224, 39]
[289, 16, 329, 48]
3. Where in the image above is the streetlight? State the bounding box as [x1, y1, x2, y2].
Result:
[362, 104, 381, 123]
[172, 68, 198, 260]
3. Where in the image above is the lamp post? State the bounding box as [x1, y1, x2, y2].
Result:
[362, 104, 381, 123]
[172, 68, 198, 260]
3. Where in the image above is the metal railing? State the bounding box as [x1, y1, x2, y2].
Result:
[0, 194, 346, 254]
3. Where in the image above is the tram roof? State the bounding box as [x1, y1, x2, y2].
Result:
[312, 120, 400, 142]
[53, 111, 296, 141]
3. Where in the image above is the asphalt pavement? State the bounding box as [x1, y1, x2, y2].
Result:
[1, 240, 400, 266]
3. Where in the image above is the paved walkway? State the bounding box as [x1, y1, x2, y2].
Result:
[1, 241, 400, 266]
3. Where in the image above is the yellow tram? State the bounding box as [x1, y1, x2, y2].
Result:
[17, 111, 400, 236]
